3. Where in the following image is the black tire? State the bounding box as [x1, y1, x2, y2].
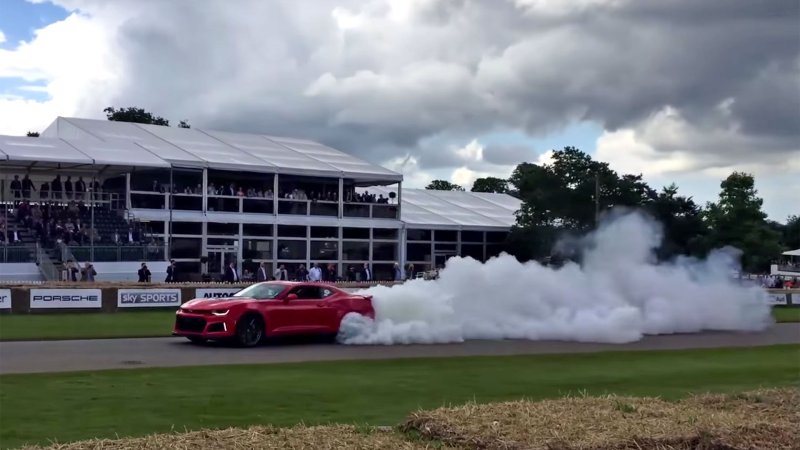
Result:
[187, 337, 206, 345]
[235, 314, 264, 347]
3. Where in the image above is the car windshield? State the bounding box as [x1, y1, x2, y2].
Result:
[232, 283, 285, 300]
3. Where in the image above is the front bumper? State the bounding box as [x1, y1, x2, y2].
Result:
[173, 311, 236, 339]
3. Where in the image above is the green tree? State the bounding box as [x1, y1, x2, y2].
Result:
[471, 177, 508, 193]
[646, 184, 707, 258]
[425, 180, 465, 191]
[781, 215, 800, 250]
[26, 131, 39, 137]
[702, 172, 782, 272]
[104, 107, 170, 126]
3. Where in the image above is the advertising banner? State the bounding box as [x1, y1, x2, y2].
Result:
[118, 289, 181, 308]
[194, 288, 241, 299]
[30, 289, 102, 309]
[767, 293, 789, 306]
[0, 289, 11, 310]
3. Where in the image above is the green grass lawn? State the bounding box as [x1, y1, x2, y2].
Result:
[0, 310, 176, 341]
[0, 307, 798, 341]
[0, 345, 798, 449]
[773, 306, 800, 323]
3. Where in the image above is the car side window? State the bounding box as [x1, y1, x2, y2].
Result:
[290, 286, 320, 299]
[321, 288, 333, 298]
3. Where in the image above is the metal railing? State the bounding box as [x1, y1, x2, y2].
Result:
[0, 244, 37, 263]
[128, 190, 400, 219]
[35, 245, 60, 281]
[64, 244, 167, 262]
[777, 265, 800, 273]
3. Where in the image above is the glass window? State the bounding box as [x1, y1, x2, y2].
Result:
[460, 244, 484, 261]
[170, 238, 202, 258]
[233, 283, 285, 299]
[342, 241, 369, 260]
[141, 221, 165, 234]
[171, 222, 202, 235]
[461, 230, 484, 242]
[407, 229, 432, 241]
[208, 222, 239, 235]
[321, 287, 334, 298]
[343, 227, 370, 240]
[311, 241, 338, 260]
[243, 239, 272, 260]
[310, 226, 339, 239]
[435, 230, 458, 242]
[406, 243, 431, 262]
[486, 244, 505, 258]
[243, 224, 273, 236]
[207, 238, 236, 246]
[486, 231, 508, 243]
[278, 225, 307, 238]
[372, 242, 397, 261]
[435, 243, 457, 252]
[277, 240, 306, 260]
[373, 228, 398, 240]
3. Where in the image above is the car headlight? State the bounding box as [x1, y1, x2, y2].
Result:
[211, 310, 229, 316]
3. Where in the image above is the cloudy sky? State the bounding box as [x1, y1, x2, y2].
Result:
[0, 0, 798, 221]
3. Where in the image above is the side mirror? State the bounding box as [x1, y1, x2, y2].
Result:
[285, 293, 298, 302]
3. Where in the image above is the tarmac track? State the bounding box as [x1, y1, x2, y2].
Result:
[1, 323, 798, 375]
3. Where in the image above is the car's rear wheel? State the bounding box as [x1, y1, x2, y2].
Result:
[187, 337, 206, 345]
[235, 314, 264, 347]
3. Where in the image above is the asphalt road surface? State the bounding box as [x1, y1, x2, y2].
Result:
[1, 323, 798, 375]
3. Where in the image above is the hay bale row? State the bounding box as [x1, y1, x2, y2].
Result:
[402, 387, 799, 449]
[18, 425, 450, 450]
[20, 388, 799, 450]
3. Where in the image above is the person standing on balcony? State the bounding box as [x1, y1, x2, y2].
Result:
[165, 260, 177, 283]
[308, 263, 322, 282]
[256, 262, 269, 282]
[224, 262, 240, 283]
[10, 175, 22, 201]
[138, 263, 151, 283]
[22, 175, 35, 200]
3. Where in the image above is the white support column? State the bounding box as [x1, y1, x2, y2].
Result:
[273, 173, 279, 216]
[125, 173, 131, 210]
[399, 224, 407, 276]
[338, 177, 344, 219]
[202, 169, 208, 215]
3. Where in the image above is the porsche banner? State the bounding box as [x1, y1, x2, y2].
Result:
[118, 289, 182, 308]
[30, 289, 102, 309]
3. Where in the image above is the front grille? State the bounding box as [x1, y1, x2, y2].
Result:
[176, 316, 207, 332]
[207, 322, 225, 332]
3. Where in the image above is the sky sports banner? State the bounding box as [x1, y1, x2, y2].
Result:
[30, 289, 102, 309]
[0, 289, 11, 310]
[118, 289, 182, 308]
[195, 288, 241, 299]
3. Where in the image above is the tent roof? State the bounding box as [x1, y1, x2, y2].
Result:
[364, 187, 521, 229]
[783, 249, 800, 257]
[38, 117, 401, 180]
[0, 135, 170, 171]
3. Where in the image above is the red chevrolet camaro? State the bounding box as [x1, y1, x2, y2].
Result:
[173, 281, 375, 346]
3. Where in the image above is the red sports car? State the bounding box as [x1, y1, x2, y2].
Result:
[173, 281, 374, 346]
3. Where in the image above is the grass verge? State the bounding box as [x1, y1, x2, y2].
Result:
[1, 345, 798, 449]
[1, 307, 798, 341]
[773, 306, 800, 323]
[0, 310, 175, 341]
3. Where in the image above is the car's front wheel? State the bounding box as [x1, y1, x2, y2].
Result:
[235, 314, 264, 347]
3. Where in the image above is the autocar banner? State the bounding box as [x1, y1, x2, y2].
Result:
[194, 288, 241, 299]
[0, 289, 11, 309]
[118, 289, 182, 308]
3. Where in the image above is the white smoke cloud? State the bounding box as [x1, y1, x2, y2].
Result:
[338, 211, 772, 345]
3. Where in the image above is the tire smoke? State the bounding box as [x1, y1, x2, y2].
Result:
[337, 211, 772, 345]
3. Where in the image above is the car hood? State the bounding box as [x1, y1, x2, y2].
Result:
[181, 297, 250, 310]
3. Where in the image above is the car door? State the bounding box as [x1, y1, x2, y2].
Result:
[313, 287, 342, 333]
[270, 286, 326, 334]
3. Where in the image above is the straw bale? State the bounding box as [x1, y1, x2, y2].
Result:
[19, 424, 451, 450]
[402, 388, 800, 449]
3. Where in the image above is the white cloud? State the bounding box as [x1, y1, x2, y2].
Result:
[0, 29, 6, 44]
